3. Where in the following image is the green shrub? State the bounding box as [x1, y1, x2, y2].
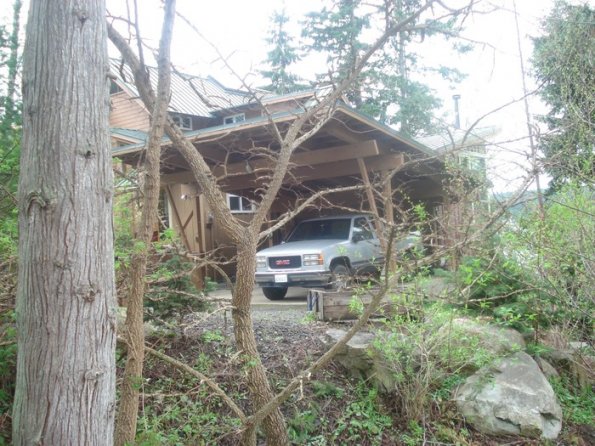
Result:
[550, 376, 594, 425]
[373, 303, 498, 423]
[332, 383, 392, 445]
[498, 184, 594, 338]
[0, 311, 16, 444]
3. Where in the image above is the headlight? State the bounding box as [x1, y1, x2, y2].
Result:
[256, 256, 267, 268]
[303, 253, 323, 266]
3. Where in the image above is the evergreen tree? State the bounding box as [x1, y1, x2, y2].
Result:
[260, 10, 302, 95]
[0, 0, 22, 256]
[532, 1, 594, 188]
[303, 0, 370, 107]
[302, 0, 466, 136]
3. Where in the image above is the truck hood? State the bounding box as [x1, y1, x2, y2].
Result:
[257, 239, 347, 256]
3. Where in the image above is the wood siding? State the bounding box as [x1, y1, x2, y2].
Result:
[110, 91, 150, 130]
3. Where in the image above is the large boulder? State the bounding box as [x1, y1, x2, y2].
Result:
[540, 331, 595, 391]
[323, 329, 401, 391]
[455, 351, 562, 440]
[323, 329, 376, 379]
[436, 317, 525, 359]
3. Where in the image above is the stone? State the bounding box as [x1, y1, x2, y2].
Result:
[455, 351, 562, 440]
[437, 317, 525, 359]
[323, 328, 411, 392]
[541, 332, 595, 391]
[323, 329, 376, 379]
[535, 356, 559, 379]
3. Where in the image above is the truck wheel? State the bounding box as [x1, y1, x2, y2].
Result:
[330, 264, 351, 291]
[262, 286, 288, 301]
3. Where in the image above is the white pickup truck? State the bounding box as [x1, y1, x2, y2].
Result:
[255, 215, 420, 300]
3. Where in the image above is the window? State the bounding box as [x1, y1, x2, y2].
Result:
[227, 194, 254, 213]
[172, 114, 193, 130]
[287, 219, 351, 242]
[109, 81, 123, 95]
[459, 154, 486, 172]
[353, 217, 374, 240]
[223, 113, 246, 125]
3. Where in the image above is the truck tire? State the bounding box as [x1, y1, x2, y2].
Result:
[330, 263, 352, 291]
[262, 286, 288, 301]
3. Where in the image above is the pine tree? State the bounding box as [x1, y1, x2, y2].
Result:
[302, 0, 466, 136]
[260, 10, 302, 95]
[0, 0, 22, 256]
[303, 0, 369, 107]
[532, 1, 594, 188]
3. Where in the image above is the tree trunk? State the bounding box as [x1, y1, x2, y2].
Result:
[13, 0, 116, 445]
[114, 2, 175, 444]
[233, 238, 289, 446]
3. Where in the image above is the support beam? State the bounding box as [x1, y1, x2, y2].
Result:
[162, 140, 381, 185]
[324, 121, 365, 144]
[219, 153, 405, 192]
[165, 186, 192, 251]
[357, 158, 385, 250]
[382, 170, 394, 225]
[382, 170, 395, 272]
[211, 139, 380, 178]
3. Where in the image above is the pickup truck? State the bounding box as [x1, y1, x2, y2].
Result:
[255, 215, 385, 300]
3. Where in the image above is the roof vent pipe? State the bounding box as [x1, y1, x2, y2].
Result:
[453, 94, 461, 129]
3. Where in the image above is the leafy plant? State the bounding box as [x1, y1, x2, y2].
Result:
[288, 407, 324, 445]
[332, 383, 392, 445]
[400, 420, 424, 446]
[373, 302, 498, 423]
[500, 184, 594, 338]
[0, 311, 16, 444]
[201, 329, 224, 344]
[550, 376, 594, 425]
[311, 380, 344, 399]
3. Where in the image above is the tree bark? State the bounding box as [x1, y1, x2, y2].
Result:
[233, 239, 289, 446]
[13, 0, 116, 444]
[113, 2, 175, 445]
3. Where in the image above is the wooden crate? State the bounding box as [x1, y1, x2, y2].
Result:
[306, 289, 407, 321]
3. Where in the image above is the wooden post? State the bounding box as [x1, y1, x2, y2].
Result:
[165, 185, 192, 251]
[357, 158, 386, 250]
[382, 170, 396, 272]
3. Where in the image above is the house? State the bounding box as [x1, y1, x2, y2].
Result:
[109, 60, 452, 276]
[418, 126, 497, 267]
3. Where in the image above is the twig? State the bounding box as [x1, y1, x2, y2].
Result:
[144, 344, 247, 423]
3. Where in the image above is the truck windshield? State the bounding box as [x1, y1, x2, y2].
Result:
[287, 219, 351, 242]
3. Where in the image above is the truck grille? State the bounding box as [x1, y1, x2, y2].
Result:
[268, 256, 301, 269]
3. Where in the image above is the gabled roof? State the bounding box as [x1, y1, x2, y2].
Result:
[110, 59, 319, 118]
[110, 59, 254, 117]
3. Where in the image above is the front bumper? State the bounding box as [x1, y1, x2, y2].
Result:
[255, 270, 332, 288]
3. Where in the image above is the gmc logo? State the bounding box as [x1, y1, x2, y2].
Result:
[275, 259, 291, 266]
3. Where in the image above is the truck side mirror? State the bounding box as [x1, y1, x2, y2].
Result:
[352, 233, 364, 243]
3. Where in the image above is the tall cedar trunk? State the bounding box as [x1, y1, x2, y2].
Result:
[12, 0, 116, 444]
[233, 238, 289, 446]
[114, 2, 175, 443]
